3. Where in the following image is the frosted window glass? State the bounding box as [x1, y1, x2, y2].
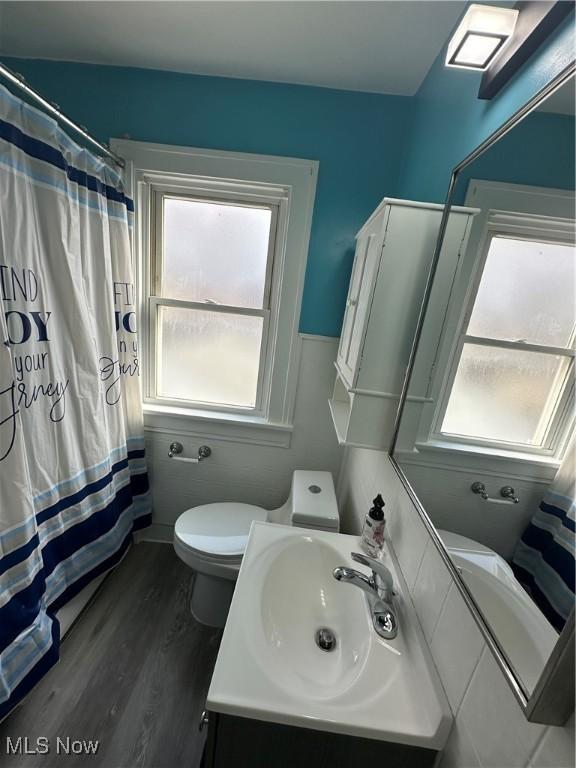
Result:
[162, 198, 272, 308]
[467, 237, 575, 346]
[158, 307, 263, 407]
[441, 344, 568, 445]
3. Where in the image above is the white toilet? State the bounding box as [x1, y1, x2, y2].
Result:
[173, 470, 340, 627]
[437, 529, 516, 582]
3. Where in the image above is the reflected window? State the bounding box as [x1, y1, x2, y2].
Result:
[440, 234, 575, 450]
[151, 194, 277, 411]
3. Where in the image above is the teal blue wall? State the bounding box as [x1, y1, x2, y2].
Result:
[3, 13, 574, 334]
[1, 57, 413, 337]
[453, 111, 575, 204]
[399, 12, 575, 203]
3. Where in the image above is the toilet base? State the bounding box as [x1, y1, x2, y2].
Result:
[190, 572, 236, 628]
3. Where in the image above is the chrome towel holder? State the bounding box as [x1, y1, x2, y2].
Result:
[168, 442, 212, 464]
[471, 482, 519, 504]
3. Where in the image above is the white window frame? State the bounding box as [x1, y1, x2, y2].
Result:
[111, 139, 318, 445]
[431, 217, 575, 457]
[149, 187, 281, 417]
[407, 181, 575, 472]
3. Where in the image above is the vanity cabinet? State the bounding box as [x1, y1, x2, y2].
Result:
[204, 712, 437, 768]
[329, 198, 477, 449]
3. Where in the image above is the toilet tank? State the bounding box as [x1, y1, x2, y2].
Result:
[288, 470, 340, 532]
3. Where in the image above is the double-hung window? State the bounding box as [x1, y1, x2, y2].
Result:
[113, 139, 318, 439]
[150, 191, 278, 413]
[435, 227, 575, 455]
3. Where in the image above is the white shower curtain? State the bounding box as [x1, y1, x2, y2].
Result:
[0, 83, 151, 717]
[512, 435, 575, 632]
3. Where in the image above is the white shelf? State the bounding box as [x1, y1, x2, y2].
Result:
[328, 398, 350, 445]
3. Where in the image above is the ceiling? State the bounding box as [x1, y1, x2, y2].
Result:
[0, 1, 467, 96]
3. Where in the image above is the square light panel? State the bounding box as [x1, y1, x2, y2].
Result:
[446, 4, 519, 70]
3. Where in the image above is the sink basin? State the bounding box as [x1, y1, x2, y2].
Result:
[208, 522, 452, 749]
[258, 535, 371, 700]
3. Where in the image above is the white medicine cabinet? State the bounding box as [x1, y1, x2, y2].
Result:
[330, 198, 477, 450]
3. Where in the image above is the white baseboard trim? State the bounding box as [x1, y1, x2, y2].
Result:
[135, 523, 173, 544]
[57, 574, 107, 638]
[58, 540, 134, 638]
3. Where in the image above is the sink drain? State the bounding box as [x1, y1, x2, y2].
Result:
[315, 627, 337, 652]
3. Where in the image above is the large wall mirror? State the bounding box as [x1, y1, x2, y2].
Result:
[391, 65, 575, 725]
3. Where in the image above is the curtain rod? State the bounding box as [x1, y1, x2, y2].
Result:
[0, 61, 125, 169]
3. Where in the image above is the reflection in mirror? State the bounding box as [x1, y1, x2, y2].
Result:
[394, 74, 575, 699]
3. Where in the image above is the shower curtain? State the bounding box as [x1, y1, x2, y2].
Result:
[512, 435, 575, 632]
[0, 83, 152, 718]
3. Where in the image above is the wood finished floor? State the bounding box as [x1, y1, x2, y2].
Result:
[0, 543, 221, 768]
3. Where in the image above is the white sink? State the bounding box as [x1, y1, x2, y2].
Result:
[449, 549, 558, 693]
[258, 534, 371, 700]
[208, 522, 452, 749]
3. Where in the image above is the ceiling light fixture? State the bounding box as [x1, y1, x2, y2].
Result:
[446, 4, 519, 71]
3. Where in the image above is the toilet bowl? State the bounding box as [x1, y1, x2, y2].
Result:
[173, 470, 339, 627]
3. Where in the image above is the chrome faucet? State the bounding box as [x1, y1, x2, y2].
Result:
[333, 552, 398, 640]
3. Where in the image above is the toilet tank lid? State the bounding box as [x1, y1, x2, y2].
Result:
[291, 470, 339, 529]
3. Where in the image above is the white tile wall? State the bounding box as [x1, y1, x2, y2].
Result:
[412, 539, 453, 642]
[429, 584, 484, 713]
[459, 649, 544, 767]
[439, 719, 482, 768]
[337, 446, 575, 768]
[529, 714, 575, 768]
[389, 498, 430, 591]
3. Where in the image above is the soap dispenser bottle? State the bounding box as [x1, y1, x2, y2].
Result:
[361, 494, 386, 557]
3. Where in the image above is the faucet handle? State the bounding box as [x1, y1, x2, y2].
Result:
[351, 552, 394, 596]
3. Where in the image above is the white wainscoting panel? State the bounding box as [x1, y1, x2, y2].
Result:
[396, 460, 550, 561]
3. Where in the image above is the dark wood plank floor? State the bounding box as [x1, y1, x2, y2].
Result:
[0, 543, 221, 768]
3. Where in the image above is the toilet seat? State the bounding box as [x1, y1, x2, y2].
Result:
[437, 529, 515, 580]
[437, 529, 496, 555]
[174, 502, 268, 561]
[172, 469, 340, 627]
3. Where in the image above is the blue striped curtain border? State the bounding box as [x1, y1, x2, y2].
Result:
[0, 83, 123, 184]
[0, 117, 133, 212]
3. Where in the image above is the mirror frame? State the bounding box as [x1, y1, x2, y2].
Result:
[389, 60, 576, 726]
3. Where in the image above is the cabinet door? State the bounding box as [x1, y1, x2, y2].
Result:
[337, 229, 383, 387]
[337, 233, 371, 383]
[357, 204, 445, 394]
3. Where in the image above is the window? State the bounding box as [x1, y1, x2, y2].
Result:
[437, 232, 575, 453]
[113, 139, 318, 440]
[152, 193, 277, 412]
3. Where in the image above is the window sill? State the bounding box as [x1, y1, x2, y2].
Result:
[396, 439, 560, 482]
[143, 404, 293, 448]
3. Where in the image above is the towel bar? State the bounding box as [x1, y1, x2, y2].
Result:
[168, 442, 212, 463]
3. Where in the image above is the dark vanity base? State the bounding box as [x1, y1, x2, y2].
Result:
[205, 712, 437, 768]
